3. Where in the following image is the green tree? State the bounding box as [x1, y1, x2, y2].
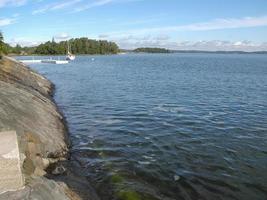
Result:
[0, 31, 4, 57]
[0, 31, 10, 57]
[133, 47, 170, 53]
[33, 38, 119, 55]
[6, 37, 120, 55]
[13, 44, 22, 54]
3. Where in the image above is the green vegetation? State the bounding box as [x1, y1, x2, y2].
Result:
[0, 32, 3, 57]
[0, 31, 7, 57]
[111, 173, 124, 184]
[117, 190, 141, 200]
[133, 47, 170, 53]
[33, 38, 119, 55]
[1, 36, 119, 55]
[0, 31, 19, 57]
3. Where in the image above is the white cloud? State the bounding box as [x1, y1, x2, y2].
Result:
[0, 17, 15, 26]
[98, 34, 109, 39]
[105, 15, 267, 37]
[177, 40, 267, 51]
[0, 0, 27, 8]
[73, 0, 142, 13]
[110, 34, 267, 51]
[73, 0, 113, 12]
[8, 37, 42, 47]
[33, 0, 118, 14]
[32, 0, 82, 15]
[98, 15, 267, 51]
[155, 35, 170, 41]
[180, 16, 267, 31]
[54, 32, 70, 40]
[50, 0, 82, 10]
[6, 34, 267, 51]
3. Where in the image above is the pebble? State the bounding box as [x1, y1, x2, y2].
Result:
[174, 175, 180, 181]
[52, 165, 67, 175]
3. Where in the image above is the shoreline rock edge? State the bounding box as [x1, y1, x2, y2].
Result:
[0, 56, 84, 200]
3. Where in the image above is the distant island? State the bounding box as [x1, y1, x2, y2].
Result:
[4, 37, 119, 55]
[123, 48, 267, 55]
[170, 50, 267, 54]
[133, 47, 171, 53]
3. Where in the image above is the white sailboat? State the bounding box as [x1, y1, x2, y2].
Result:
[66, 41, 76, 61]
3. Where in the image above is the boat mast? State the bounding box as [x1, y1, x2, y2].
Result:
[67, 40, 70, 54]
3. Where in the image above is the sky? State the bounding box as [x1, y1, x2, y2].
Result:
[1, 0, 267, 51]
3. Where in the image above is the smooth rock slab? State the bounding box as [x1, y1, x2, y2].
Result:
[0, 131, 24, 194]
[0, 177, 76, 200]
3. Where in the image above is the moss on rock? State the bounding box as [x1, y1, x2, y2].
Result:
[117, 190, 141, 200]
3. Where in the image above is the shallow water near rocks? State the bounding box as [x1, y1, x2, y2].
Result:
[22, 53, 267, 200]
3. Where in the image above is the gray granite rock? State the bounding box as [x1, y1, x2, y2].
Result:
[0, 177, 81, 200]
[0, 131, 24, 193]
[0, 57, 69, 160]
[0, 57, 85, 199]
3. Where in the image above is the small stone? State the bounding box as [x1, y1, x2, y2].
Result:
[52, 165, 66, 175]
[42, 158, 50, 169]
[174, 175, 180, 181]
[20, 153, 26, 165]
[34, 167, 47, 176]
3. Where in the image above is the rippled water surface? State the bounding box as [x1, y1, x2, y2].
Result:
[25, 54, 267, 200]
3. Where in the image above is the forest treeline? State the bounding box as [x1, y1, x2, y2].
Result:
[34, 38, 119, 55]
[133, 47, 170, 53]
[0, 32, 6, 57]
[0, 34, 119, 55]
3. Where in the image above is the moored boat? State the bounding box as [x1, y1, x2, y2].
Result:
[66, 41, 76, 61]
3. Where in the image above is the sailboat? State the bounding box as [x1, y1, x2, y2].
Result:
[66, 41, 76, 61]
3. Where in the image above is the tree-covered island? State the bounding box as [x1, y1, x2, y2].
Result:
[1, 36, 119, 55]
[133, 47, 171, 53]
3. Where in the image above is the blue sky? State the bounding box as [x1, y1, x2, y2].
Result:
[1, 0, 267, 51]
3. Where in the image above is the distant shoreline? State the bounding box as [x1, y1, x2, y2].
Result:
[10, 50, 267, 57]
[122, 49, 267, 54]
[171, 50, 267, 54]
[9, 52, 120, 56]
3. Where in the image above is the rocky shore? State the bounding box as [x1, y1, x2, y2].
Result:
[0, 56, 97, 200]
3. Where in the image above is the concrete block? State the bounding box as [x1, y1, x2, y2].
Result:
[0, 131, 24, 193]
